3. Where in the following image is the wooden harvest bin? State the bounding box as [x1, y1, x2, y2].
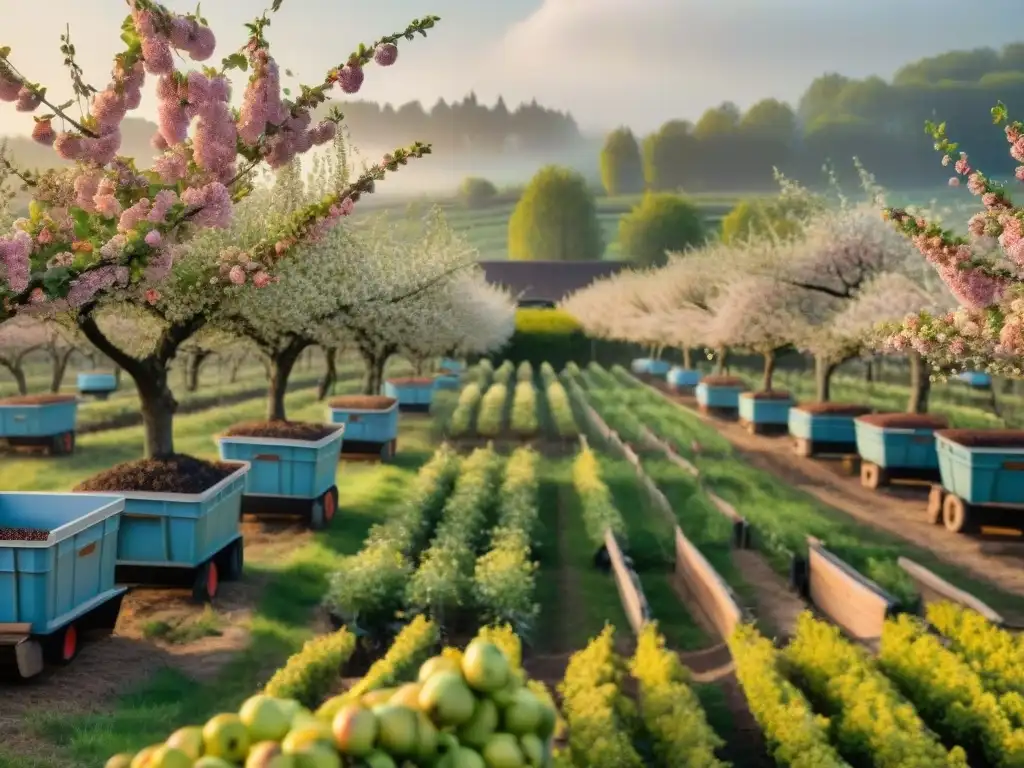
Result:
[0, 395, 78, 456]
[0, 492, 127, 678]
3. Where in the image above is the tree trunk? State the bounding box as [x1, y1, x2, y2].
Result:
[372, 355, 389, 393]
[359, 347, 379, 395]
[762, 351, 776, 392]
[184, 350, 211, 393]
[682, 347, 692, 369]
[414, 357, 426, 376]
[138, 376, 178, 458]
[229, 354, 245, 384]
[318, 347, 338, 401]
[865, 359, 874, 383]
[50, 349, 74, 393]
[814, 355, 838, 403]
[907, 351, 931, 414]
[2, 363, 28, 395]
[266, 340, 309, 421]
[114, 367, 122, 386]
[714, 347, 728, 375]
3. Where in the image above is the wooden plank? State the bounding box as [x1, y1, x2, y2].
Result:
[604, 529, 649, 636]
[675, 526, 744, 640]
[806, 537, 896, 641]
[898, 557, 1005, 625]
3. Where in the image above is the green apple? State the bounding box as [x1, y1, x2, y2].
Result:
[457, 698, 498, 749]
[461, 641, 510, 694]
[104, 755, 134, 768]
[534, 701, 556, 740]
[282, 723, 333, 755]
[362, 750, 398, 768]
[418, 671, 476, 727]
[130, 746, 160, 768]
[245, 741, 297, 768]
[146, 746, 193, 768]
[240, 695, 292, 742]
[450, 746, 487, 768]
[482, 734, 525, 768]
[166, 725, 204, 760]
[418, 655, 462, 683]
[437, 732, 460, 753]
[331, 703, 377, 756]
[194, 759, 234, 768]
[502, 690, 542, 736]
[415, 711, 439, 760]
[490, 672, 523, 709]
[291, 743, 341, 768]
[277, 699, 304, 724]
[315, 694, 349, 722]
[203, 713, 251, 763]
[519, 734, 544, 767]
[371, 703, 419, 756]
[389, 682, 422, 709]
[361, 687, 397, 708]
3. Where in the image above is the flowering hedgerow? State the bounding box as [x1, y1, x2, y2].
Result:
[0, 0, 438, 320]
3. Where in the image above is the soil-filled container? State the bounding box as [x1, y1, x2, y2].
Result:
[0, 491, 127, 677]
[855, 413, 947, 489]
[738, 391, 793, 433]
[0, 394, 77, 456]
[935, 429, 1024, 505]
[433, 374, 461, 391]
[789, 403, 872, 456]
[73, 455, 248, 602]
[955, 371, 992, 389]
[77, 371, 118, 400]
[695, 376, 746, 416]
[630, 358, 670, 376]
[327, 395, 399, 460]
[383, 377, 435, 413]
[440, 357, 465, 373]
[217, 421, 344, 530]
[667, 366, 702, 393]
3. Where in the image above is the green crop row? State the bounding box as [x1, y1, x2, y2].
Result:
[448, 382, 482, 437]
[262, 627, 357, 709]
[572, 443, 628, 548]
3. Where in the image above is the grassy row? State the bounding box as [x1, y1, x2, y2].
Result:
[924, 601, 1024, 697]
[540, 362, 578, 438]
[510, 362, 540, 437]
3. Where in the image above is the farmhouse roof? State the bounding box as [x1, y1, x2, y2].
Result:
[478, 260, 627, 305]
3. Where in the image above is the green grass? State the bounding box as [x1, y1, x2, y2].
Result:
[141, 606, 224, 645]
[24, 415, 437, 766]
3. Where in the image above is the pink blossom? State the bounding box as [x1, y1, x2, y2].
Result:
[144, 288, 161, 305]
[152, 146, 190, 184]
[181, 182, 232, 229]
[144, 230, 161, 247]
[90, 89, 127, 131]
[53, 132, 84, 161]
[374, 43, 398, 67]
[31, 119, 55, 146]
[948, 177, 960, 187]
[0, 230, 33, 293]
[36, 229, 52, 245]
[73, 171, 101, 212]
[65, 265, 127, 307]
[14, 86, 41, 112]
[336, 64, 364, 94]
[0, 73, 20, 101]
[252, 271, 272, 288]
[228, 265, 246, 284]
[967, 173, 986, 196]
[119, 200, 152, 233]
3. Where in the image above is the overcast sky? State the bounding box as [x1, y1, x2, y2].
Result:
[1, 0, 1020, 137]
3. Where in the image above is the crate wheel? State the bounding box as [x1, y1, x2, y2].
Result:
[942, 493, 979, 535]
[50, 431, 74, 456]
[192, 560, 220, 603]
[926, 485, 944, 524]
[310, 487, 338, 531]
[218, 539, 244, 582]
[44, 622, 78, 665]
[860, 462, 887, 490]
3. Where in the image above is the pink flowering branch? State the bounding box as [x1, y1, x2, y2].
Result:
[0, 1, 439, 321]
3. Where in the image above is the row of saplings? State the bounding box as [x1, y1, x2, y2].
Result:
[107, 639, 556, 768]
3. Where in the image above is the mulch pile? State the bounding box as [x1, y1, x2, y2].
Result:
[0, 527, 49, 541]
[0, 394, 77, 406]
[328, 395, 397, 410]
[386, 377, 435, 386]
[701, 376, 746, 387]
[743, 391, 792, 400]
[857, 413, 948, 429]
[74, 454, 240, 494]
[936, 429, 1024, 448]
[222, 420, 340, 441]
[795, 402, 872, 417]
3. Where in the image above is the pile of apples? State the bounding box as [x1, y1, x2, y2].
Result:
[106, 639, 558, 767]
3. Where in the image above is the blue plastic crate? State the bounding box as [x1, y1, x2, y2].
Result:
[936, 433, 1024, 505]
[739, 393, 793, 425]
[0, 397, 77, 438]
[630, 358, 653, 374]
[0, 493, 124, 634]
[77, 372, 118, 393]
[440, 358, 465, 373]
[88, 463, 249, 569]
[433, 374, 461, 391]
[328, 400, 400, 443]
[855, 420, 939, 470]
[667, 367, 702, 388]
[695, 383, 744, 409]
[955, 371, 992, 388]
[789, 408, 872, 445]
[383, 379, 434, 406]
[217, 426, 344, 500]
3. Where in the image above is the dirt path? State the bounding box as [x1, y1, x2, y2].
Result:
[731, 549, 807, 642]
[656, 385, 1024, 607]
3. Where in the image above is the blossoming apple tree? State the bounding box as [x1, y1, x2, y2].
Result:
[0, 3, 443, 458]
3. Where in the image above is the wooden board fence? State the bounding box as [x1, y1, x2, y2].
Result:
[805, 537, 898, 641]
[674, 526, 744, 640]
[898, 557, 1005, 626]
[604, 528, 651, 636]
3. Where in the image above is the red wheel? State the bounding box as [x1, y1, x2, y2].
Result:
[192, 560, 219, 603]
[323, 488, 337, 523]
[62, 432, 74, 455]
[62, 624, 78, 662]
[44, 622, 79, 664]
[206, 560, 219, 599]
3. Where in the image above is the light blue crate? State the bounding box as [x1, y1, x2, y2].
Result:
[433, 374, 461, 391]
[383, 379, 435, 406]
[0, 398, 77, 438]
[0, 493, 124, 634]
[739, 393, 793, 425]
[955, 371, 992, 388]
[328, 400, 400, 443]
[789, 408, 863, 445]
[936, 433, 1024, 505]
[855, 420, 939, 470]
[695, 383, 744, 409]
[647, 360, 671, 376]
[667, 367, 702, 388]
[91, 463, 249, 569]
[630, 358, 653, 374]
[77, 372, 118, 393]
[217, 426, 344, 500]
[440, 358, 465, 373]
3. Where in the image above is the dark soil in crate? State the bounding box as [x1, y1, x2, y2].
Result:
[0, 527, 49, 541]
[936, 429, 1024, 448]
[75, 454, 239, 494]
[857, 413, 948, 429]
[386, 377, 435, 386]
[743, 390, 792, 400]
[0, 394, 77, 405]
[222, 420, 339, 441]
[701, 376, 746, 387]
[793, 402, 871, 416]
[328, 395, 396, 410]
